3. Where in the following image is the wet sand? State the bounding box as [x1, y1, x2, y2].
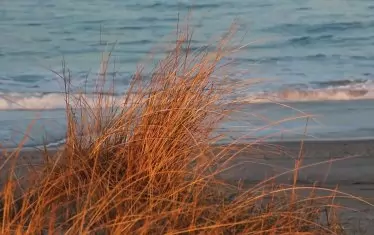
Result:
[2, 139, 374, 233]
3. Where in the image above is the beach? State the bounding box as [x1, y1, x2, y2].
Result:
[218, 139, 374, 234]
[1, 1, 374, 233]
[219, 139, 374, 185]
[2, 139, 374, 233]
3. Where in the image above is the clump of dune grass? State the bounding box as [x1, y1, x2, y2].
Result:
[0, 26, 350, 234]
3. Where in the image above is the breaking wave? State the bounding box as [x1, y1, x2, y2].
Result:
[0, 92, 123, 110]
[251, 88, 373, 103]
[244, 79, 374, 103]
[0, 93, 66, 110]
[1, 79, 374, 110]
[310, 79, 369, 88]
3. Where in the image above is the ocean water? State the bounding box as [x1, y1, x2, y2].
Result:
[1, 0, 374, 147]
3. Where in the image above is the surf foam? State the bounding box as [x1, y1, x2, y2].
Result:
[0, 92, 123, 110]
[242, 79, 374, 103]
[2, 79, 374, 110]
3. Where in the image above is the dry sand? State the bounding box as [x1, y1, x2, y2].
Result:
[1, 139, 374, 234]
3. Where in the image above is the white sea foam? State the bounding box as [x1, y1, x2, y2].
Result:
[0, 93, 66, 110]
[0, 92, 124, 110]
[242, 82, 374, 103]
[2, 80, 374, 111]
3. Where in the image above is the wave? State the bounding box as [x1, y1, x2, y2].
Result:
[266, 21, 370, 35]
[289, 35, 334, 46]
[253, 89, 372, 103]
[310, 79, 369, 88]
[241, 79, 374, 103]
[1, 79, 374, 110]
[244, 87, 374, 103]
[0, 93, 66, 110]
[0, 92, 123, 110]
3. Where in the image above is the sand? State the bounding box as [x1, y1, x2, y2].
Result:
[1, 139, 374, 233]
[218, 139, 374, 185]
[217, 139, 374, 234]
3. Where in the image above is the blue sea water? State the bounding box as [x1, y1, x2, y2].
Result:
[1, 0, 374, 147]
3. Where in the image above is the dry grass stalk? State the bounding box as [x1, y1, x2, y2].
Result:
[0, 25, 352, 234]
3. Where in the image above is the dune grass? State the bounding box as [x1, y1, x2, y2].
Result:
[0, 26, 353, 234]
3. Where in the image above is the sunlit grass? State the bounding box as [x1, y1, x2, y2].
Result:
[0, 25, 362, 234]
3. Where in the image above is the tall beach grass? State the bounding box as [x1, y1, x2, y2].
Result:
[0, 26, 355, 234]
